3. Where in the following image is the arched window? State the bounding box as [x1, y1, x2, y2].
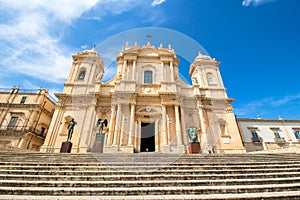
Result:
[144, 70, 153, 84]
[77, 69, 86, 80]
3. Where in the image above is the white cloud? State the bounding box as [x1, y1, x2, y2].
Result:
[269, 94, 300, 107]
[87, 0, 143, 18]
[235, 98, 271, 116]
[0, 0, 100, 83]
[151, 0, 166, 7]
[242, 0, 275, 7]
[0, 0, 100, 23]
[0, 0, 167, 85]
[142, 9, 168, 25]
[235, 94, 300, 117]
[81, 44, 89, 49]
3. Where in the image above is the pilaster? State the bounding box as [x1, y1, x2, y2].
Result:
[161, 103, 170, 153]
[128, 103, 135, 146]
[106, 104, 116, 145]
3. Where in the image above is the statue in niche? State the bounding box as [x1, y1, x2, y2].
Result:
[187, 127, 199, 142]
[67, 119, 77, 141]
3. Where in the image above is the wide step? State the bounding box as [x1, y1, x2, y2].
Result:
[0, 152, 299, 199]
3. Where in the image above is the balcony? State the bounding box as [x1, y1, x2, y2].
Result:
[251, 137, 263, 143]
[274, 137, 286, 143]
[0, 126, 46, 138]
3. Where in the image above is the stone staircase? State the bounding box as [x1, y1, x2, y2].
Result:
[0, 152, 300, 199]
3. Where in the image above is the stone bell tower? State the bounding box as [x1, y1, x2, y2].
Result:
[41, 47, 104, 153]
[189, 52, 245, 153]
[63, 47, 104, 94]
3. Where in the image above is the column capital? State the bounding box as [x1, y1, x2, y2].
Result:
[197, 102, 204, 108]
[174, 103, 180, 107]
[129, 102, 136, 106]
[198, 105, 204, 109]
[161, 102, 167, 106]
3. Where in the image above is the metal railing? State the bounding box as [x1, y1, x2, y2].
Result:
[274, 137, 286, 143]
[251, 137, 263, 143]
[0, 88, 12, 93]
[0, 87, 58, 104]
[0, 88, 39, 93]
[0, 126, 46, 138]
[0, 144, 36, 152]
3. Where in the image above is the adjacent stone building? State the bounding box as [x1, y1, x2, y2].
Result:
[0, 87, 56, 151]
[237, 118, 300, 152]
[40, 42, 246, 154]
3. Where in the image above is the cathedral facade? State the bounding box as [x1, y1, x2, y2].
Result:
[40, 42, 245, 154]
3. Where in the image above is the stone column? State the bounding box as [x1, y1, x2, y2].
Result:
[107, 104, 116, 145]
[134, 120, 138, 150]
[198, 105, 206, 134]
[113, 103, 122, 145]
[132, 60, 136, 81]
[18, 138, 26, 149]
[161, 104, 167, 145]
[180, 105, 188, 145]
[119, 114, 125, 145]
[198, 104, 208, 152]
[155, 119, 159, 151]
[122, 60, 127, 80]
[67, 63, 77, 83]
[170, 62, 174, 82]
[175, 104, 183, 145]
[137, 119, 141, 151]
[88, 63, 96, 83]
[160, 62, 164, 81]
[128, 103, 135, 146]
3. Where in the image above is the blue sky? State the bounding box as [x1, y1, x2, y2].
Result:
[0, 0, 299, 119]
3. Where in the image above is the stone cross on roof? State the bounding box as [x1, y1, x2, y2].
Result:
[146, 34, 152, 42]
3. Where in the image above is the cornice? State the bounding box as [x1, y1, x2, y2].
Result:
[237, 118, 300, 123]
[64, 83, 95, 87]
[0, 103, 38, 109]
[55, 93, 95, 99]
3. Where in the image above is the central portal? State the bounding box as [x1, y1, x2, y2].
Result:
[140, 122, 155, 152]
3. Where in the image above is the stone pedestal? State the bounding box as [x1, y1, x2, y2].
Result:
[91, 142, 103, 153]
[120, 145, 134, 153]
[103, 145, 119, 153]
[60, 141, 72, 153]
[188, 142, 201, 154]
[161, 145, 170, 153]
[91, 134, 105, 153]
[174, 145, 186, 154]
